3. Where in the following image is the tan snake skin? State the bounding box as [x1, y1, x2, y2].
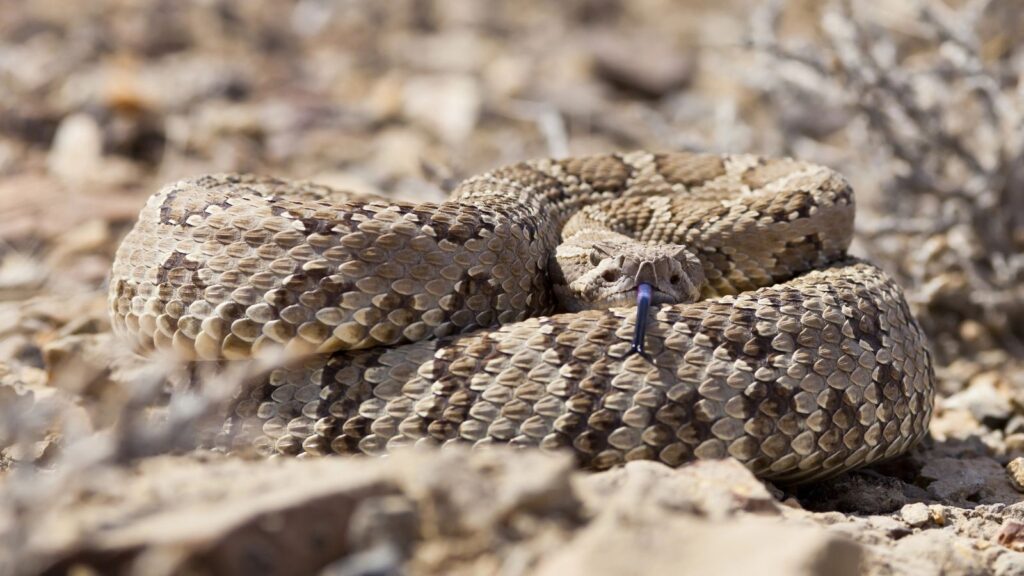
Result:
[109, 152, 934, 483]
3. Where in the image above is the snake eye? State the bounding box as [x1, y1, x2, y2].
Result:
[602, 269, 617, 282]
[670, 274, 681, 284]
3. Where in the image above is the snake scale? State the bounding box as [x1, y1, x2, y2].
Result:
[109, 151, 934, 483]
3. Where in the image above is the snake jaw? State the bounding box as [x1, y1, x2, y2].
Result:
[630, 282, 653, 355]
[553, 232, 706, 312]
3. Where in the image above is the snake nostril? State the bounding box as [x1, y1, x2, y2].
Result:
[670, 274, 681, 284]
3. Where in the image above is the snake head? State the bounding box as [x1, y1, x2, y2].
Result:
[551, 231, 705, 311]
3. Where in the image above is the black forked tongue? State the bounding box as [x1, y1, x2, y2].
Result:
[630, 283, 653, 355]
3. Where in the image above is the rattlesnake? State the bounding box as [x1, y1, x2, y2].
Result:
[109, 152, 934, 483]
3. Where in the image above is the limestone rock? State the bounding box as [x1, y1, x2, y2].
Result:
[577, 458, 780, 520]
[901, 502, 934, 528]
[535, 515, 862, 576]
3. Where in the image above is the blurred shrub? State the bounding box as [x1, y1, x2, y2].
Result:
[750, 0, 1024, 364]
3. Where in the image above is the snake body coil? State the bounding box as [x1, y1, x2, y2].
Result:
[110, 152, 934, 483]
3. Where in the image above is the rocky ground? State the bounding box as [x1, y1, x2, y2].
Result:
[2, 1, 1024, 575]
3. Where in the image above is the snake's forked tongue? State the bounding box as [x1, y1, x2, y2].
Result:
[630, 283, 652, 355]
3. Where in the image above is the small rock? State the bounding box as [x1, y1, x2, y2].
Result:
[393, 447, 578, 536]
[993, 551, 1024, 576]
[884, 529, 989, 575]
[959, 320, 996, 351]
[535, 514, 862, 576]
[944, 372, 1013, 429]
[53, 219, 111, 257]
[591, 33, 697, 98]
[813, 511, 851, 525]
[47, 113, 104, 184]
[902, 502, 934, 527]
[1006, 433, 1024, 454]
[402, 74, 481, 145]
[42, 333, 123, 408]
[920, 456, 1023, 505]
[483, 55, 532, 98]
[1008, 458, 1024, 492]
[349, 496, 419, 554]
[937, 358, 984, 394]
[772, 87, 853, 140]
[0, 253, 47, 298]
[322, 543, 404, 576]
[998, 520, 1024, 552]
[796, 471, 909, 514]
[867, 515, 913, 539]
[365, 73, 404, 122]
[402, 29, 487, 74]
[930, 406, 987, 441]
[1005, 415, 1024, 436]
[578, 459, 779, 521]
[370, 128, 430, 180]
[782, 497, 803, 509]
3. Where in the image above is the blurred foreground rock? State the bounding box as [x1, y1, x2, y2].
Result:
[7, 448, 1024, 576]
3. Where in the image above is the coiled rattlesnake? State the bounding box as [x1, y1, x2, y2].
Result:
[109, 152, 934, 483]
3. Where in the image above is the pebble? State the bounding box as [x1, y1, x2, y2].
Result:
[943, 373, 1013, 429]
[1007, 415, 1024, 437]
[1007, 458, 1024, 492]
[47, 113, 103, 184]
[921, 457, 995, 502]
[901, 502, 933, 527]
[930, 505, 947, 526]
[535, 515, 863, 576]
[402, 74, 481, 145]
[887, 529, 989, 575]
[591, 33, 697, 98]
[1008, 434, 1024, 454]
[998, 520, 1024, 552]
[993, 551, 1024, 576]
